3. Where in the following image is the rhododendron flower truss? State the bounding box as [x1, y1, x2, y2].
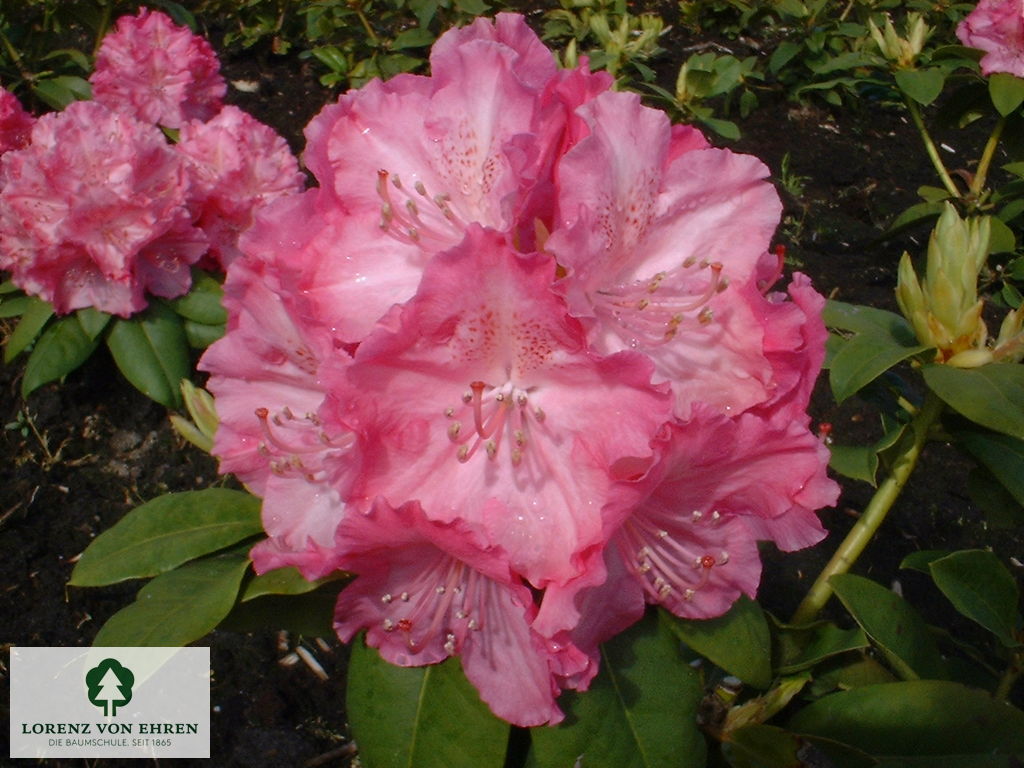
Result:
[177, 106, 305, 269]
[0, 87, 33, 155]
[297, 13, 611, 341]
[201, 212, 355, 579]
[324, 226, 672, 588]
[90, 8, 226, 128]
[957, 0, 1024, 78]
[334, 499, 569, 727]
[537, 406, 838, 669]
[0, 101, 206, 317]
[547, 90, 784, 418]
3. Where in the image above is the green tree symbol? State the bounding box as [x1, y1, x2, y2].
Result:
[86, 658, 134, 716]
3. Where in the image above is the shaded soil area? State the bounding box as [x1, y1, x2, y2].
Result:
[2, 13, 1022, 768]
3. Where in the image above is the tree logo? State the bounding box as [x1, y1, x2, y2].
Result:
[85, 658, 135, 716]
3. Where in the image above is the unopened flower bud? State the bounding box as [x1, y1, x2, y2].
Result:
[870, 13, 931, 69]
[896, 203, 991, 364]
[170, 379, 218, 452]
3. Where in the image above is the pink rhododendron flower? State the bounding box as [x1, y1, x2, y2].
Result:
[199, 13, 836, 725]
[298, 13, 611, 342]
[958, 0, 1024, 76]
[546, 90, 783, 418]
[334, 498, 574, 726]
[0, 101, 206, 316]
[322, 226, 672, 588]
[177, 106, 305, 268]
[91, 8, 226, 128]
[0, 87, 33, 155]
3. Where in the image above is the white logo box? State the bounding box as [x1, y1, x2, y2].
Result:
[9, 647, 210, 759]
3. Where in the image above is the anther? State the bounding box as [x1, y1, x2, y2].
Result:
[448, 422, 462, 441]
[382, 618, 395, 631]
[400, 592, 410, 602]
[381, 594, 392, 603]
[415, 180, 428, 196]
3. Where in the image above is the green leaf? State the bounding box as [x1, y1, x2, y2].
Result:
[93, 553, 250, 646]
[923, 363, 1024, 440]
[0, 295, 31, 318]
[788, 680, 1024, 756]
[222, 582, 345, 636]
[773, 619, 868, 674]
[167, 271, 226, 325]
[75, 307, 111, 339]
[106, 302, 190, 408]
[823, 301, 913, 337]
[528, 611, 706, 768]
[899, 550, 950, 573]
[241, 566, 341, 601]
[721, 724, 802, 768]
[829, 573, 946, 680]
[895, 68, 945, 106]
[829, 332, 927, 403]
[391, 27, 436, 50]
[183, 320, 225, 349]
[989, 215, 1017, 253]
[990, 72, 1024, 116]
[955, 427, 1024, 507]
[31, 75, 91, 109]
[827, 443, 879, 484]
[668, 596, 772, 688]
[808, 655, 897, 697]
[70, 489, 262, 586]
[453, 0, 489, 14]
[967, 465, 1024, 528]
[4, 297, 53, 362]
[928, 550, 1022, 648]
[769, 41, 802, 73]
[22, 314, 100, 398]
[886, 201, 944, 235]
[347, 640, 509, 768]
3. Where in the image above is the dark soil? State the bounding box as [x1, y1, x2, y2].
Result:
[2, 12, 1022, 768]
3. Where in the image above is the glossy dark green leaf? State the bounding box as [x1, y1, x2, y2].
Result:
[0, 295, 31, 318]
[528, 611, 706, 768]
[923, 363, 1024, 440]
[241, 566, 342, 601]
[829, 573, 945, 680]
[829, 332, 927, 403]
[788, 680, 1024, 756]
[31, 75, 91, 109]
[967, 466, 1024, 528]
[22, 314, 100, 398]
[4, 297, 53, 362]
[899, 550, 949, 573]
[391, 27, 435, 49]
[928, 550, 1022, 648]
[886, 201, 944, 235]
[808, 655, 897, 698]
[773, 620, 868, 674]
[895, 68, 945, 106]
[223, 582, 345, 636]
[70, 489, 262, 586]
[956, 428, 1024, 507]
[93, 553, 250, 647]
[721, 724, 801, 768]
[668, 596, 772, 688]
[347, 639, 509, 768]
[827, 443, 878, 484]
[168, 271, 226, 325]
[183, 320, 225, 349]
[989, 216, 1017, 253]
[75, 307, 111, 339]
[106, 302, 190, 408]
[990, 72, 1024, 115]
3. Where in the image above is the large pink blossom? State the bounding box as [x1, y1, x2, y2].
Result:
[201, 192, 355, 579]
[177, 105, 305, 268]
[546, 90, 784, 418]
[321, 226, 672, 588]
[0, 100, 206, 316]
[90, 8, 226, 128]
[0, 87, 33, 155]
[957, 0, 1024, 77]
[297, 13, 611, 343]
[334, 498, 577, 726]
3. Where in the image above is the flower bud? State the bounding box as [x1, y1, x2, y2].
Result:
[869, 13, 931, 69]
[170, 380, 218, 452]
[896, 203, 991, 364]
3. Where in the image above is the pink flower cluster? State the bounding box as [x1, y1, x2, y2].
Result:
[957, 0, 1024, 77]
[0, 10, 303, 317]
[201, 14, 838, 726]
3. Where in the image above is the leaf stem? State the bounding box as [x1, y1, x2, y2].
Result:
[905, 98, 960, 199]
[995, 651, 1022, 701]
[791, 391, 945, 624]
[970, 115, 1006, 202]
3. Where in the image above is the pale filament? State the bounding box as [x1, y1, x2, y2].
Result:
[376, 169, 467, 248]
[445, 381, 538, 465]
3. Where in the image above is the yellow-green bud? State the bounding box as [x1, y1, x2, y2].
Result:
[869, 13, 931, 69]
[896, 203, 990, 364]
[170, 379, 218, 453]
